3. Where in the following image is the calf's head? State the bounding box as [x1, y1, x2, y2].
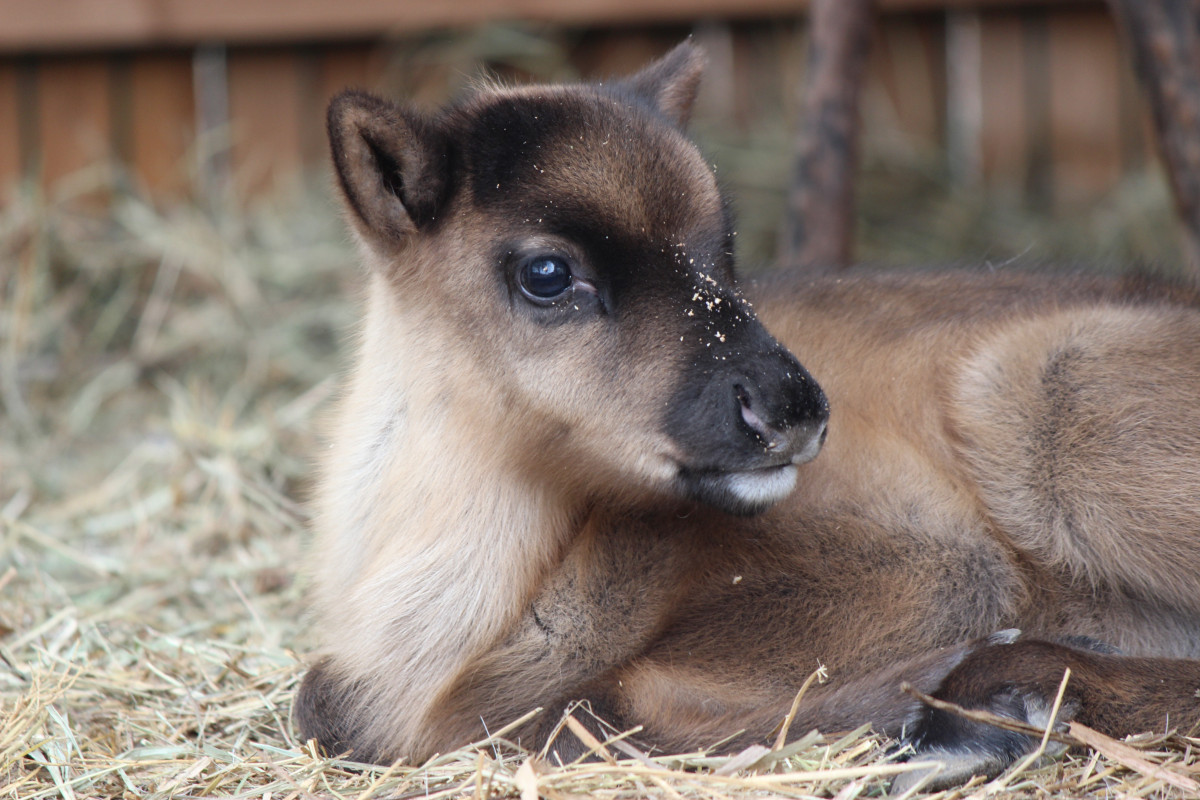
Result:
[327, 42, 828, 515]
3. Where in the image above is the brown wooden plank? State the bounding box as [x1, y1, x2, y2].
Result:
[978, 11, 1027, 188]
[128, 51, 194, 197]
[0, 61, 20, 194]
[1046, 5, 1122, 206]
[227, 48, 304, 196]
[868, 14, 942, 149]
[945, 10, 983, 182]
[1113, 19, 1149, 174]
[734, 24, 791, 128]
[36, 55, 114, 193]
[0, 0, 1101, 53]
[316, 44, 375, 102]
[303, 45, 386, 167]
[575, 30, 684, 82]
[1020, 7, 1053, 205]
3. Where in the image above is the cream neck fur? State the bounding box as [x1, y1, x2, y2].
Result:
[310, 274, 576, 757]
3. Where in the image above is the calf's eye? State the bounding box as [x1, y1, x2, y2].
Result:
[519, 255, 573, 300]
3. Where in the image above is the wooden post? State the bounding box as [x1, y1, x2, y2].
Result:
[1107, 0, 1200, 275]
[780, 0, 875, 271]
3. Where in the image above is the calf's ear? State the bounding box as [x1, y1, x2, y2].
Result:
[326, 90, 450, 249]
[624, 40, 706, 129]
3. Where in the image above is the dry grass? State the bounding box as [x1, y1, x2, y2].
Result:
[1, 67, 1196, 797]
[1, 179, 345, 799]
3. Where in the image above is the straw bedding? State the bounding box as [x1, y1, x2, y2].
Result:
[3, 169, 1197, 799]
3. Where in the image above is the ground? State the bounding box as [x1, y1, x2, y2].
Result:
[1, 140, 1196, 797]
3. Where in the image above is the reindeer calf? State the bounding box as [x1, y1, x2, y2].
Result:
[296, 43, 1200, 789]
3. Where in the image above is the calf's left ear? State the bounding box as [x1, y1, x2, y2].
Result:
[326, 90, 450, 250]
[624, 40, 707, 129]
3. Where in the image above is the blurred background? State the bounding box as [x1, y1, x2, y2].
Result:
[0, 5, 1194, 793]
[0, 0, 1183, 267]
[1, 0, 1188, 518]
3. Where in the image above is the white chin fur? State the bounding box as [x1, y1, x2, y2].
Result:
[722, 464, 798, 507]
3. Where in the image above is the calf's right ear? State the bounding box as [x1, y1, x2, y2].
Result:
[326, 90, 450, 249]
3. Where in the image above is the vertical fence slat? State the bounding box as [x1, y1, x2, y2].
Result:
[227, 48, 305, 197]
[36, 55, 114, 193]
[575, 30, 683, 85]
[1047, 6, 1123, 206]
[1115, 23, 1150, 175]
[0, 61, 20, 194]
[305, 44, 376, 167]
[1021, 7, 1053, 206]
[316, 44, 374, 100]
[129, 51, 195, 198]
[868, 15, 943, 151]
[0, 16, 1164, 212]
[945, 10, 983, 184]
[979, 11, 1027, 190]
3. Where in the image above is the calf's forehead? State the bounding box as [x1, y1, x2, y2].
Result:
[457, 87, 725, 243]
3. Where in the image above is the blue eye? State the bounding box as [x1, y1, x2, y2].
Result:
[519, 255, 573, 300]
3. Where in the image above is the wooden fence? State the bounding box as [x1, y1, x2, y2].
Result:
[0, 0, 1147, 208]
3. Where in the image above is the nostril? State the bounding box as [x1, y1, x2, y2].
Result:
[734, 383, 772, 444]
[734, 383, 750, 410]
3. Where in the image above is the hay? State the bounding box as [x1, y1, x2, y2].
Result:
[1, 148, 1195, 797]
[1, 183, 344, 799]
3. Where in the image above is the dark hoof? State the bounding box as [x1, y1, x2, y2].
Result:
[893, 632, 1077, 793]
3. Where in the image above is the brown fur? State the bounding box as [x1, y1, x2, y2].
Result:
[297, 43, 1200, 780]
